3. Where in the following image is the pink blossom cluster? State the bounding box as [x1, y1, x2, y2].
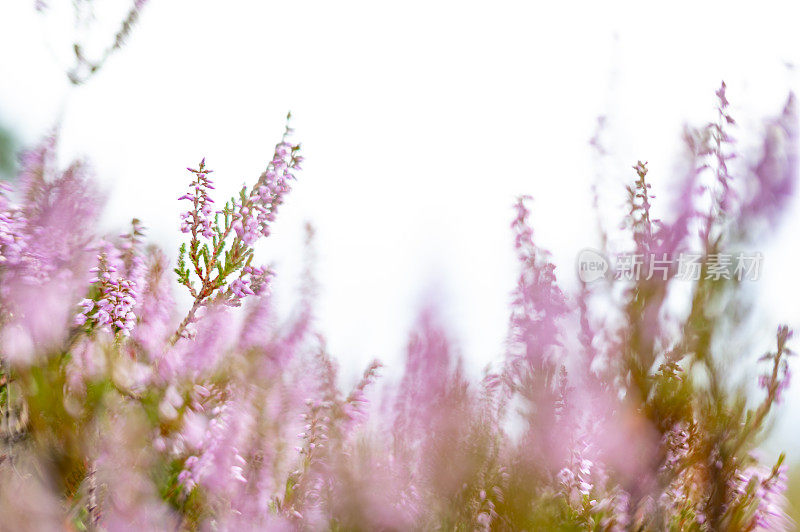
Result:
[229, 265, 271, 298]
[0, 183, 26, 264]
[75, 255, 137, 335]
[179, 163, 216, 238]
[237, 129, 302, 244]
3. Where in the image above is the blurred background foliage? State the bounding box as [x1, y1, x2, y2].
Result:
[0, 117, 18, 180]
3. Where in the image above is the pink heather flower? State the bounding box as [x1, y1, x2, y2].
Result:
[0, 183, 27, 265]
[180, 409, 210, 451]
[732, 462, 791, 531]
[0, 136, 102, 365]
[242, 132, 302, 242]
[178, 392, 255, 499]
[79, 298, 94, 312]
[507, 195, 567, 372]
[661, 423, 690, 473]
[741, 92, 798, 231]
[709, 81, 737, 216]
[394, 306, 459, 435]
[78, 250, 140, 336]
[15, 144, 100, 281]
[757, 325, 794, 404]
[94, 413, 178, 531]
[158, 305, 234, 380]
[179, 162, 217, 239]
[230, 277, 255, 298]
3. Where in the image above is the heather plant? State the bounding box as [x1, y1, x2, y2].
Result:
[35, 0, 150, 85]
[0, 83, 797, 531]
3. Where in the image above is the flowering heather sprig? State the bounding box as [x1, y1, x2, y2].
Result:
[690, 81, 739, 251]
[227, 265, 273, 300]
[177, 396, 253, 494]
[507, 195, 568, 372]
[709, 81, 737, 215]
[76, 251, 138, 336]
[342, 360, 381, 425]
[661, 422, 691, 474]
[625, 160, 657, 254]
[228, 118, 302, 246]
[731, 455, 791, 530]
[3, 134, 100, 286]
[286, 386, 337, 523]
[73, 221, 147, 338]
[35, 0, 151, 85]
[638, 97, 732, 270]
[173, 117, 301, 339]
[757, 325, 794, 404]
[119, 218, 146, 264]
[296, 398, 331, 459]
[178, 162, 216, 239]
[742, 92, 798, 231]
[130, 248, 174, 359]
[558, 451, 594, 500]
[0, 183, 26, 265]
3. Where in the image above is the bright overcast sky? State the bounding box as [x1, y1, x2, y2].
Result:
[1, 0, 800, 449]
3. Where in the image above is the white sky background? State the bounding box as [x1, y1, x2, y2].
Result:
[1, 1, 799, 450]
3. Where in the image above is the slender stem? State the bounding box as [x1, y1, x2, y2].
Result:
[169, 299, 203, 346]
